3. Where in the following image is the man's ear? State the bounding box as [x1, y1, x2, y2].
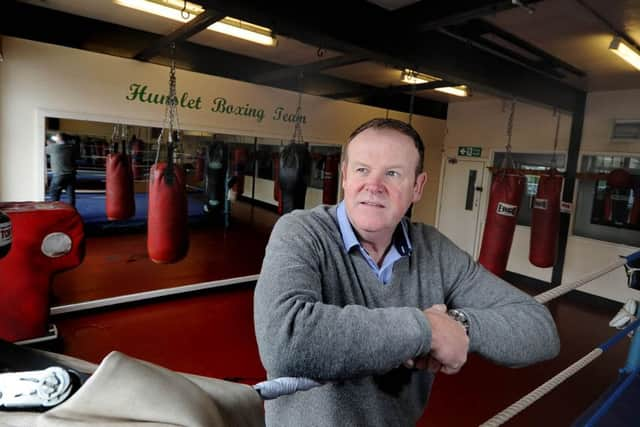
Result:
[340, 160, 348, 191]
[412, 172, 428, 202]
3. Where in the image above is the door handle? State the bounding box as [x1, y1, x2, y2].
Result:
[475, 186, 483, 192]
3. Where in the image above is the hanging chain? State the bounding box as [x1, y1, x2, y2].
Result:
[156, 43, 181, 164]
[408, 83, 416, 125]
[291, 72, 304, 144]
[506, 99, 515, 154]
[501, 99, 516, 170]
[551, 110, 561, 169]
[111, 123, 120, 143]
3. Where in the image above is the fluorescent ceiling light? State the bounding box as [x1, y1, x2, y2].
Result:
[401, 69, 469, 97]
[209, 18, 277, 47]
[609, 37, 640, 71]
[114, 0, 277, 46]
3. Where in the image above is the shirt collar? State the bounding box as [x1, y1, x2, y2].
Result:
[336, 201, 412, 256]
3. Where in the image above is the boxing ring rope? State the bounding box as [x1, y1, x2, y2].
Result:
[480, 250, 640, 426]
[534, 257, 628, 304]
[479, 318, 640, 427]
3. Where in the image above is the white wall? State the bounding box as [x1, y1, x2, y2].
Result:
[443, 93, 640, 303]
[0, 37, 445, 224]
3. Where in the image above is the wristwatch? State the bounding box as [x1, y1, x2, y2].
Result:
[447, 309, 470, 335]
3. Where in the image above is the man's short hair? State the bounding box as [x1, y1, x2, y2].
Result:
[345, 118, 425, 175]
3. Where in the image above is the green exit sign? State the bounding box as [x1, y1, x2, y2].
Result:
[457, 146, 482, 157]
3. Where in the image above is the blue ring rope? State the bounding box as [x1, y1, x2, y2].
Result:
[599, 318, 640, 352]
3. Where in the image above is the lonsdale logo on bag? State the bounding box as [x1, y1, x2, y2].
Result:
[496, 202, 518, 217]
[0, 222, 11, 246]
[533, 198, 548, 210]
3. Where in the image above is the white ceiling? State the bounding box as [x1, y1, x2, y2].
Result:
[15, 0, 640, 104]
[489, 0, 640, 92]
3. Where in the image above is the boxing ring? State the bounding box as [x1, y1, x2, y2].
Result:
[480, 251, 640, 427]
[1, 200, 640, 425]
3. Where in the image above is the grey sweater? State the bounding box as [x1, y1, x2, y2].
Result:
[254, 205, 560, 427]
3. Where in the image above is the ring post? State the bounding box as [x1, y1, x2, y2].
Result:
[622, 250, 640, 374]
[622, 303, 640, 374]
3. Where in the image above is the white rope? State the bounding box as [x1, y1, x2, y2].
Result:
[479, 348, 603, 427]
[534, 258, 627, 304]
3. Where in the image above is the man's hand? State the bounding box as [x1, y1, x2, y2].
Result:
[423, 304, 469, 375]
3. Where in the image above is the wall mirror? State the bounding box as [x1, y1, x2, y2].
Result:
[44, 116, 342, 309]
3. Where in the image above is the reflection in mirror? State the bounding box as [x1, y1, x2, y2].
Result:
[44, 117, 342, 308]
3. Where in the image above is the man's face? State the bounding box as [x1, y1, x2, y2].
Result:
[341, 127, 427, 240]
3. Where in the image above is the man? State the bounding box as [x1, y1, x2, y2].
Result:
[254, 118, 559, 426]
[46, 132, 78, 207]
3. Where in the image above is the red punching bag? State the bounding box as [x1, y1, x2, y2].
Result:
[478, 171, 526, 277]
[603, 168, 632, 224]
[106, 141, 136, 220]
[0, 202, 84, 341]
[529, 172, 563, 267]
[0, 209, 11, 259]
[147, 132, 188, 263]
[231, 147, 248, 197]
[323, 154, 340, 205]
[147, 159, 189, 264]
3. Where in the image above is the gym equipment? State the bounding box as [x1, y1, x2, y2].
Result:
[146, 43, 189, 264]
[322, 153, 340, 205]
[481, 250, 640, 426]
[105, 126, 135, 220]
[529, 172, 562, 267]
[479, 101, 525, 277]
[478, 170, 525, 276]
[279, 74, 310, 214]
[279, 142, 311, 214]
[0, 209, 11, 258]
[203, 142, 227, 215]
[0, 202, 84, 341]
[603, 168, 633, 225]
[230, 147, 248, 197]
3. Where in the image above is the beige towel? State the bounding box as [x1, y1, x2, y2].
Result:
[0, 351, 264, 427]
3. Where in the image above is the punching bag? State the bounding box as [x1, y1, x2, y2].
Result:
[478, 171, 526, 277]
[603, 168, 632, 225]
[0, 202, 84, 341]
[203, 143, 226, 214]
[272, 152, 282, 214]
[0, 209, 11, 259]
[322, 154, 340, 205]
[106, 140, 135, 220]
[529, 172, 563, 268]
[279, 142, 311, 214]
[230, 147, 248, 198]
[195, 148, 205, 182]
[147, 139, 188, 264]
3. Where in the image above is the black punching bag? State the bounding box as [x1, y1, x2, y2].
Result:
[0, 210, 11, 259]
[279, 142, 311, 214]
[204, 142, 227, 214]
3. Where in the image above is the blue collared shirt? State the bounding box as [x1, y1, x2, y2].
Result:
[336, 201, 412, 284]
